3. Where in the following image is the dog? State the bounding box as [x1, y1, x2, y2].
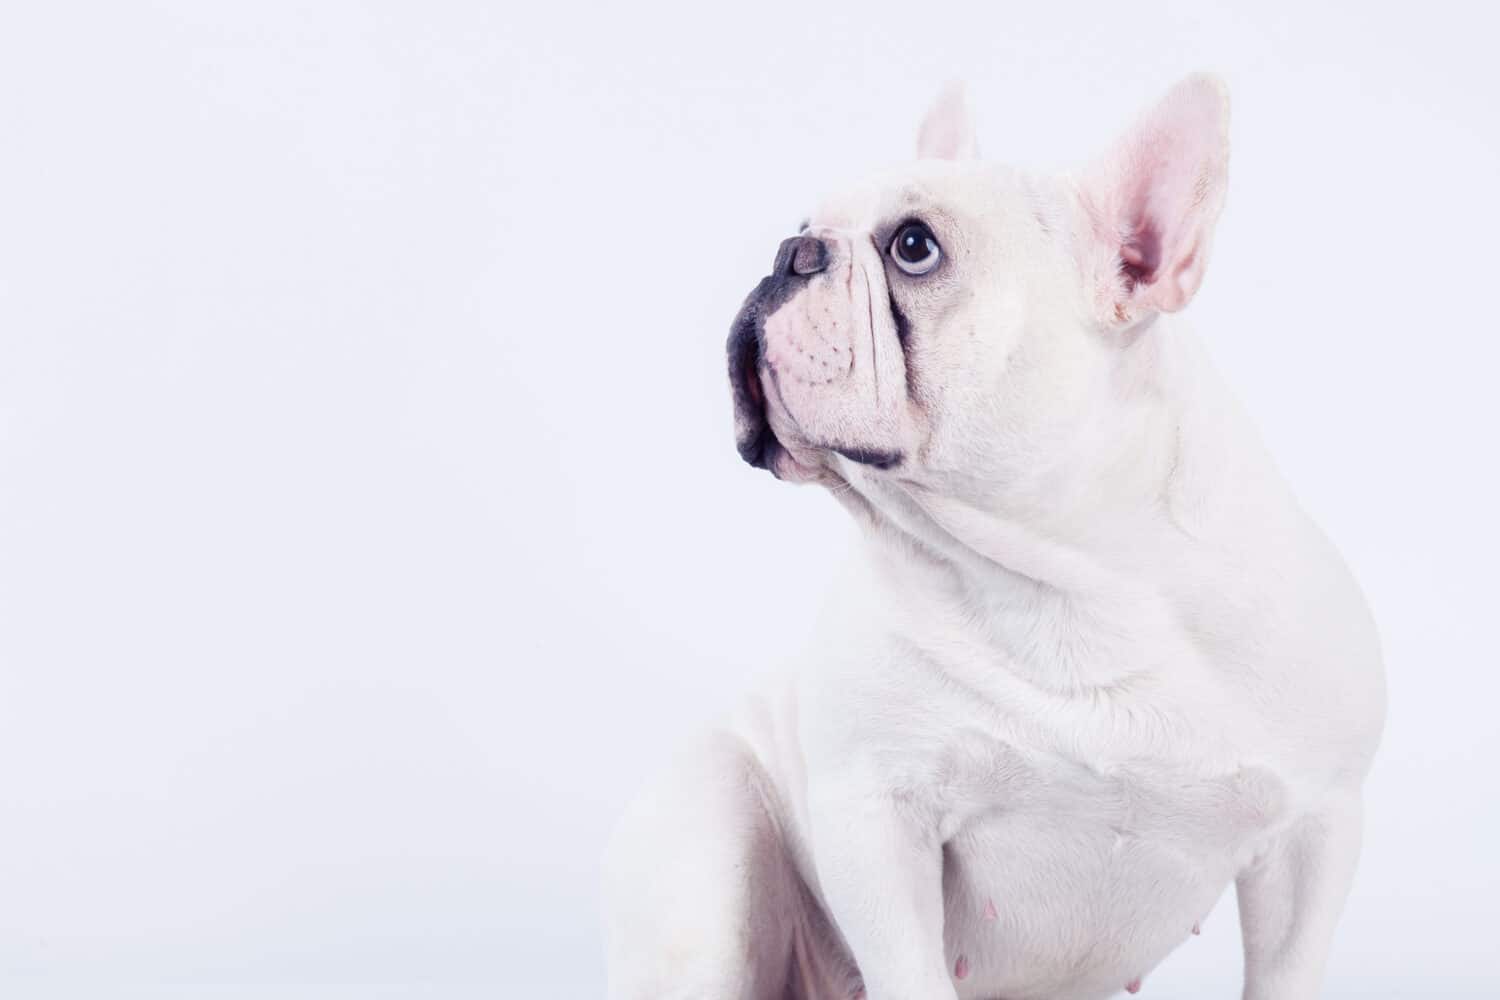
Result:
[603, 75, 1385, 1000]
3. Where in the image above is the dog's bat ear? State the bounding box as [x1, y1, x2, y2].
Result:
[916, 81, 978, 161]
[1078, 73, 1231, 326]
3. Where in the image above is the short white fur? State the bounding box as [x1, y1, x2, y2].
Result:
[604, 75, 1385, 1000]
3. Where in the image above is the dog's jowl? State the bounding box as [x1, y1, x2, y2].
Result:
[604, 76, 1385, 1000]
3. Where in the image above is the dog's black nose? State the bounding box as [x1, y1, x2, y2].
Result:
[772, 235, 828, 277]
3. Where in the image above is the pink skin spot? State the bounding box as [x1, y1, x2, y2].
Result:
[1120, 244, 1150, 270]
[983, 897, 998, 921]
[1126, 977, 1143, 994]
[954, 955, 970, 980]
[1192, 921, 1201, 936]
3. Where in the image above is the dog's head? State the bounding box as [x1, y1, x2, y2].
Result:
[728, 76, 1230, 553]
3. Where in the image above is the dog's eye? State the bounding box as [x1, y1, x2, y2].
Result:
[889, 222, 941, 276]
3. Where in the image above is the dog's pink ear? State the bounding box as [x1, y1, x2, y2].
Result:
[916, 82, 978, 161]
[1079, 74, 1230, 324]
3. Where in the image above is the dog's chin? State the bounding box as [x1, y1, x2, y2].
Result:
[766, 442, 828, 484]
[733, 374, 832, 485]
[764, 407, 836, 486]
[733, 422, 818, 484]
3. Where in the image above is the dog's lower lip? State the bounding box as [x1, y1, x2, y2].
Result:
[728, 287, 780, 472]
[735, 353, 781, 470]
[737, 421, 780, 471]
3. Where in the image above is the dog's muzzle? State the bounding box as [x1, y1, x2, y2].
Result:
[726, 235, 828, 472]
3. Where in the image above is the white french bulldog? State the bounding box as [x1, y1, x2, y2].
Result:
[603, 75, 1385, 1000]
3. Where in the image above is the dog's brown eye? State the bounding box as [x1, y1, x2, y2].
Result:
[890, 222, 941, 276]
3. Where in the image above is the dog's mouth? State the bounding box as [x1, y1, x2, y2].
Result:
[727, 276, 782, 472]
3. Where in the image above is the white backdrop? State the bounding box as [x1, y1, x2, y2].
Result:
[2, 2, 1496, 997]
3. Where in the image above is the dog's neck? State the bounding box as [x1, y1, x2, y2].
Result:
[840, 319, 1293, 695]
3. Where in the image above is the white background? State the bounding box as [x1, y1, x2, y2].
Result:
[2, 2, 1497, 997]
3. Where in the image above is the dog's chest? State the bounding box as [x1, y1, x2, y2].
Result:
[783, 576, 1306, 998]
[933, 737, 1284, 1000]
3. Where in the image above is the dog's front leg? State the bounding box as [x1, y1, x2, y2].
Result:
[1235, 792, 1364, 1000]
[808, 781, 958, 1000]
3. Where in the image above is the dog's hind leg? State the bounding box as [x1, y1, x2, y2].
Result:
[603, 729, 816, 1000]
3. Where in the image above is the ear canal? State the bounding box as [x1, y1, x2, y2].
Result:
[916, 81, 979, 161]
[1080, 73, 1230, 325]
